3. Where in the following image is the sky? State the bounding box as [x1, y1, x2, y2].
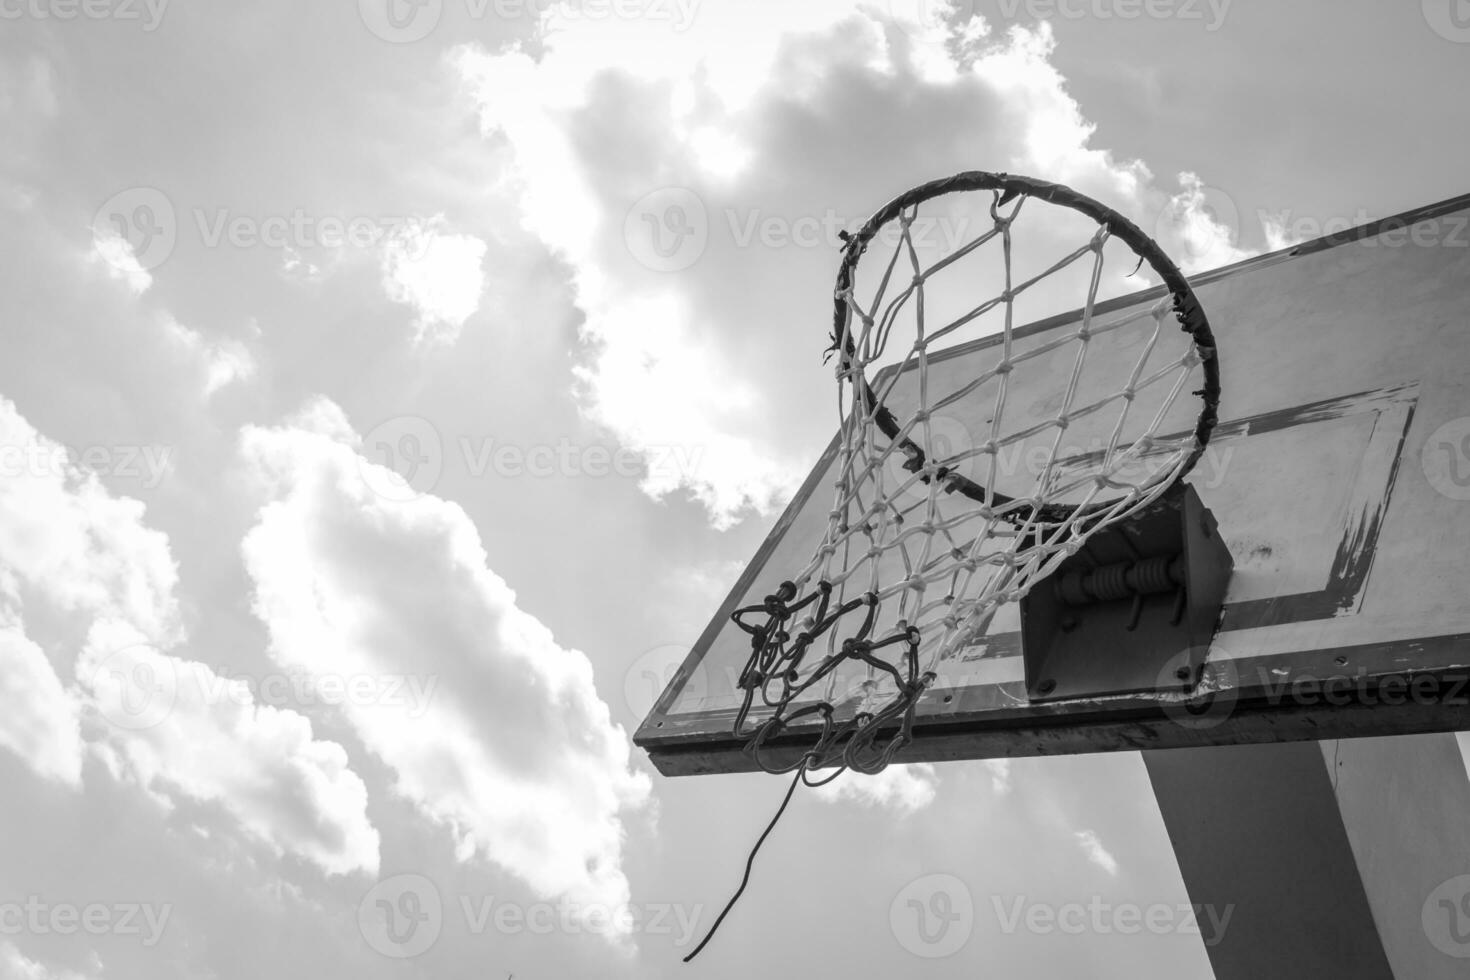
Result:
[0, 0, 1468, 977]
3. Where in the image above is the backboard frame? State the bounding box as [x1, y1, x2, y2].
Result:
[635, 189, 1470, 777]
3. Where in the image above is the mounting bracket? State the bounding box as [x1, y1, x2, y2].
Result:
[1020, 483, 1234, 702]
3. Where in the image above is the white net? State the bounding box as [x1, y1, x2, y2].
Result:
[731, 178, 1215, 775]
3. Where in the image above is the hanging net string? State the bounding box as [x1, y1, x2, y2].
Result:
[728, 174, 1218, 778]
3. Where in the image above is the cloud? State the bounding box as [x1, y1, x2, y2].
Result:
[0, 396, 380, 877]
[455, 5, 1258, 528]
[0, 615, 84, 786]
[1154, 172, 1253, 273]
[982, 758, 1012, 796]
[239, 400, 651, 927]
[89, 229, 154, 296]
[78, 621, 382, 877]
[1074, 828, 1120, 876]
[0, 941, 100, 980]
[380, 220, 488, 345]
[162, 317, 257, 397]
[812, 762, 939, 812]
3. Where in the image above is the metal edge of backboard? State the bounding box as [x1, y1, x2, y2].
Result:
[632, 427, 846, 745]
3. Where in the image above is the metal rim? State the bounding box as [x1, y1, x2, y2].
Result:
[830, 170, 1220, 526]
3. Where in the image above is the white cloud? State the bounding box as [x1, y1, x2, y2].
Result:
[812, 762, 939, 812]
[162, 317, 257, 397]
[1074, 828, 1120, 876]
[0, 941, 100, 980]
[1155, 172, 1253, 273]
[89, 229, 153, 296]
[0, 614, 84, 786]
[1261, 210, 1300, 252]
[982, 759, 1011, 796]
[78, 620, 381, 877]
[380, 220, 488, 345]
[239, 401, 651, 928]
[456, 5, 1259, 529]
[0, 396, 380, 877]
[0, 396, 180, 642]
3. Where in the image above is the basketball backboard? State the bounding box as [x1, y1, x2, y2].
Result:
[636, 190, 1470, 777]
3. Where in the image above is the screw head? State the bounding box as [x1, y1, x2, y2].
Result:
[1037, 679, 1057, 695]
[1175, 665, 1193, 681]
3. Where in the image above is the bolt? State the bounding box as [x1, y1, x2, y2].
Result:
[1175, 665, 1193, 681]
[1038, 679, 1057, 695]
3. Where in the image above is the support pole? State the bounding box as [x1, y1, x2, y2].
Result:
[1143, 734, 1470, 979]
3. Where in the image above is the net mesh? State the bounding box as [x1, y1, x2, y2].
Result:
[730, 185, 1210, 777]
